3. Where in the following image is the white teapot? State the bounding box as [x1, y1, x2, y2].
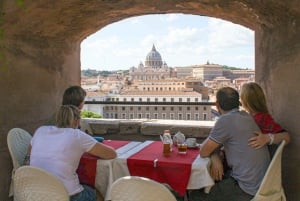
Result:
[173, 131, 185, 145]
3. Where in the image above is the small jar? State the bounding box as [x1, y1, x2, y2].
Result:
[163, 130, 173, 152]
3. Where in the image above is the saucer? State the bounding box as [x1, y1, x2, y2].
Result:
[187, 143, 199, 149]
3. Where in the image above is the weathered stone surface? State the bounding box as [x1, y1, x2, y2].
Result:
[89, 119, 120, 135]
[119, 120, 142, 135]
[140, 120, 214, 138]
[0, 0, 300, 200]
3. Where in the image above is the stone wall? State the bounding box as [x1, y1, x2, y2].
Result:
[0, 1, 299, 200]
[80, 118, 214, 142]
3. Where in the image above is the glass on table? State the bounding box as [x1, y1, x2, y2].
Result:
[177, 137, 187, 154]
[178, 143, 187, 154]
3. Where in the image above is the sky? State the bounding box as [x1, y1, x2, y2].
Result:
[80, 14, 254, 71]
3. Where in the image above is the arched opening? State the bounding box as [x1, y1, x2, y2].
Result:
[80, 14, 254, 71]
[1, 1, 299, 200]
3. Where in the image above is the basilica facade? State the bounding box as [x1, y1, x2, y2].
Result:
[129, 44, 175, 80]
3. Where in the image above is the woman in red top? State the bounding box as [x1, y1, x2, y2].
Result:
[240, 82, 290, 151]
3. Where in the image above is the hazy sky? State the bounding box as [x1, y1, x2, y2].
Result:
[80, 14, 254, 71]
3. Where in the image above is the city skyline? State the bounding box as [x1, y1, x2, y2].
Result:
[81, 14, 254, 71]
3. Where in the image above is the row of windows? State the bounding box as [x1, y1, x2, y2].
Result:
[142, 87, 185, 91]
[140, 82, 185, 85]
[105, 106, 207, 111]
[108, 97, 200, 102]
[105, 113, 208, 120]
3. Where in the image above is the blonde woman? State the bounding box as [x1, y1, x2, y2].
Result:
[30, 105, 116, 201]
[240, 82, 290, 151]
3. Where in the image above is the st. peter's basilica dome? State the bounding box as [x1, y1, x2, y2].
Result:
[145, 44, 163, 68]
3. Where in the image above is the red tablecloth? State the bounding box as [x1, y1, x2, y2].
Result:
[77, 140, 129, 187]
[127, 141, 199, 195]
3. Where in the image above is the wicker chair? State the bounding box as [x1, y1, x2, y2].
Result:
[14, 166, 69, 201]
[7, 128, 32, 197]
[109, 176, 177, 201]
[251, 140, 287, 201]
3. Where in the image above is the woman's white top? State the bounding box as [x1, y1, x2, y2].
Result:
[30, 126, 97, 195]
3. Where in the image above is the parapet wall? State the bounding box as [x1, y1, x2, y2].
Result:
[80, 118, 214, 142]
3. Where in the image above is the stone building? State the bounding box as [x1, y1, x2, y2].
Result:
[192, 63, 223, 81]
[104, 90, 211, 121]
[129, 45, 175, 80]
[1, 1, 300, 200]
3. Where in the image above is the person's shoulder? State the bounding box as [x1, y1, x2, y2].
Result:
[71, 128, 93, 138]
[36, 125, 54, 132]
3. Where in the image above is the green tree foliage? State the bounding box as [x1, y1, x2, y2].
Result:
[81, 110, 102, 118]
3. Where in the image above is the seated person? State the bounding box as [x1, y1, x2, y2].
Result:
[30, 105, 117, 201]
[194, 87, 270, 201]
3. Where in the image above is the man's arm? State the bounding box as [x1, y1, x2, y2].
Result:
[199, 138, 221, 157]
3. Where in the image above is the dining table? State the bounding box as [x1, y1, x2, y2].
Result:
[113, 140, 214, 199]
[77, 140, 214, 201]
[77, 140, 142, 199]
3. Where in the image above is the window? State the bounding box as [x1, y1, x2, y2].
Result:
[170, 113, 174, 120]
[147, 98, 150, 102]
[171, 98, 174, 102]
[162, 107, 165, 111]
[179, 107, 182, 111]
[130, 113, 134, 119]
[130, 107, 133, 111]
[187, 98, 190, 102]
[154, 113, 158, 119]
[195, 113, 199, 120]
[146, 106, 149, 111]
[138, 107, 141, 111]
[163, 98, 166, 102]
[122, 107, 125, 111]
[179, 98, 182, 102]
[171, 107, 174, 111]
[178, 113, 182, 120]
[138, 114, 142, 119]
[155, 98, 158, 102]
[146, 113, 150, 119]
[203, 113, 207, 120]
[114, 113, 118, 118]
[195, 98, 198, 102]
[162, 113, 166, 119]
[131, 98, 134, 102]
[139, 98, 142, 102]
[123, 98, 127, 101]
[122, 113, 126, 119]
[195, 107, 198, 110]
[204, 106, 207, 111]
[186, 113, 191, 120]
[187, 107, 190, 111]
[154, 107, 157, 111]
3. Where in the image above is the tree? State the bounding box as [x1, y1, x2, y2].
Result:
[81, 110, 102, 118]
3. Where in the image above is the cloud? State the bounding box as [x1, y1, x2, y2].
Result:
[207, 18, 254, 49]
[81, 14, 254, 70]
[164, 14, 180, 22]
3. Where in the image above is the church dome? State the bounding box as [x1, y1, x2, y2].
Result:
[145, 44, 163, 68]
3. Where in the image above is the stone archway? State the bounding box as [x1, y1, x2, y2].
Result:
[0, 1, 299, 200]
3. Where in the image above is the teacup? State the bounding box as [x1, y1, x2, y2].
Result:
[186, 138, 197, 147]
